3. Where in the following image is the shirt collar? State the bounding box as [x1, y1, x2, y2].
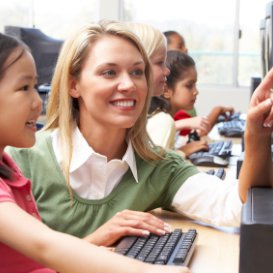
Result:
[52, 127, 139, 183]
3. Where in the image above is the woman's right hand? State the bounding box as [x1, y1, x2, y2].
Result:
[84, 209, 172, 247]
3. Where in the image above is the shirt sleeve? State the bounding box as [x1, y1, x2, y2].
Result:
[0, 179, 16, 203]
[171, 172, 242, 227]
[147, 112, 176, 150]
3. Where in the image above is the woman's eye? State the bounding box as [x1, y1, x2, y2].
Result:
[102, 70, 116, 77]
[131, 69, 144, 76]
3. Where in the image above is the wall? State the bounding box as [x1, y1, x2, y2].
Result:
[195, 85, 250, 116]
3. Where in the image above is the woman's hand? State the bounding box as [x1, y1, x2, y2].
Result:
[84, 210, 172, 246]
[179, 140, 209, 158]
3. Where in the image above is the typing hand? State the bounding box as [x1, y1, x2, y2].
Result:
[180, 140, 209, 158]
[84, 210, 172, 247]
[247, 67, 273, 133]
[146, 264, 192, 273]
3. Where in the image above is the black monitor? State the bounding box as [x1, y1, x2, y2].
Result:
[4, 26, 63, 86]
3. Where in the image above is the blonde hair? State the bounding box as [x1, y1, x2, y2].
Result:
[126, 22, 167, 58]
[43, 20, 162, 197]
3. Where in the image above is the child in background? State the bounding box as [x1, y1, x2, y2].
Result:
[0, 33, 191, 273]
[128, 22, 209, 155]
[163, 30, 188, 54]
[163, 50, 234, 141]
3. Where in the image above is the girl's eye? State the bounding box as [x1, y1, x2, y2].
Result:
[21, 85, 29, 91]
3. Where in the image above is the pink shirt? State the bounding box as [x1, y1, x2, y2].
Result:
[0, 153, 55, 273]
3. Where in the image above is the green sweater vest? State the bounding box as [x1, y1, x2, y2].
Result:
[7, 131, 198, 238]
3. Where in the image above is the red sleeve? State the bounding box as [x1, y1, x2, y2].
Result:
[0, 179, 15, 203]
[174, 110, 192, 136]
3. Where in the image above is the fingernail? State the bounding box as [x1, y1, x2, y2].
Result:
[265, 98, 273, 106]
[142, 230, 150, 236]
[164, 223, 173, 232]
[156, 229, 166, 235]
[263, 122, 273, 128]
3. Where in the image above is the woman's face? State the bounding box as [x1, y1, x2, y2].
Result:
[165, 67, 198, 112]
[70, 35, 148, 134]
[0, 49, 42, 154]
[149, 46, 170, 96]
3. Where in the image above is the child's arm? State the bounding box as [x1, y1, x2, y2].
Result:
[206, 106, 234, 130]
[0, 202, 191, 273]
[239, 68, 273, 203]
[178, 140, 209, 158]
[175, 116, 210, 136]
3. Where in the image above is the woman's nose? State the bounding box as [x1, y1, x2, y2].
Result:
[118, 74, 136, 92]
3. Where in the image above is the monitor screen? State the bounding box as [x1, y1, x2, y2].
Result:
[4, 26, 63, 86]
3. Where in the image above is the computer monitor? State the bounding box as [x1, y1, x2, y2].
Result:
[4, 26, 63, 86]
[264, 2, 273, 75]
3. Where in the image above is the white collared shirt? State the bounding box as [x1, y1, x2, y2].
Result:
[51, 127, 242, 227]
[52, 127, 138, 199]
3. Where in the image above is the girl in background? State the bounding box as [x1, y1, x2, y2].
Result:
[0, 32, 190, 273]
[163, 50, 234, 143]
[127, 22, 209, 156]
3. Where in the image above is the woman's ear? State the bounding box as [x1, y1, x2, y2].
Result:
[69, 77, 80, 98]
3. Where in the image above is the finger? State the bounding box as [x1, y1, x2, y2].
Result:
[116, 210, 172, 233]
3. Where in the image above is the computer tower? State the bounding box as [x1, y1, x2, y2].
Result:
[239, 187, 273, 273]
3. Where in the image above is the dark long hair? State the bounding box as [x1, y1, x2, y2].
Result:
[166, 50, 195, 89]
[0, 33, 27, 179]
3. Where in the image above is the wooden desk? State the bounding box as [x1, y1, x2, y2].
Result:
[152, 209, 239, 273]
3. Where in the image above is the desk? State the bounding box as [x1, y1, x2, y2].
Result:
[152, 209, 239, 273]
[173, 126, 242, 272]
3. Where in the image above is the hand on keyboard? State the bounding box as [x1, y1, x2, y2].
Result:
[85, 210, 172, 247]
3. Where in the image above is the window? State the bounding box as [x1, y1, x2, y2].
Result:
[122, 0, 269, 87]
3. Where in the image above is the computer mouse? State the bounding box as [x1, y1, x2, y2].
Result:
[191, 155, 229, 167]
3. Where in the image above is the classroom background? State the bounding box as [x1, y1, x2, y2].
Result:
[0, 0, 269, 115]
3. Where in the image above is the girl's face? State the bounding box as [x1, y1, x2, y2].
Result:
[164, 67, 198, 113]
[149, 46, 170, 96]
[0, 49, 42, 154]
[168, 34, 188, 53]
[70, 35, 148, 134]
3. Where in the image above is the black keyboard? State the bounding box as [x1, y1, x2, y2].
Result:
[187, 140, 232, 167]
[218, 120, 245, 137]
[114, 229, 197, 266]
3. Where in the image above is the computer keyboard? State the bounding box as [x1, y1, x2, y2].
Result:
[208, 140, 232, 158]
[187, 140, 232, 167]
[114, 228, 197, 266]
[218, 120, 245, 137]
